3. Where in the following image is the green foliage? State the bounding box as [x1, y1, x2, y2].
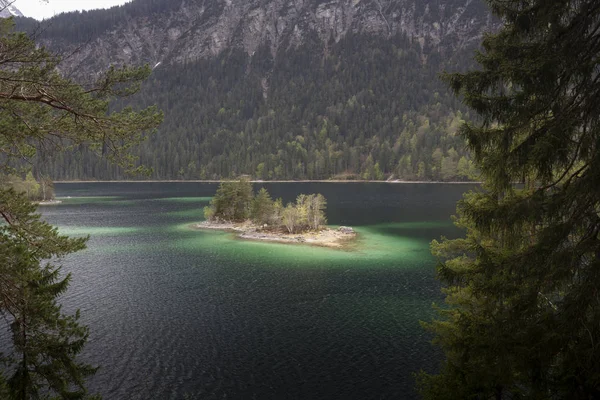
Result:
[205, 178, 253, 222]
[251, 188, 274, 225]
[281, 202, 301, 234]
[205, 181, 328, 233]
[295, 194, 327, 231]
[0, 18, 162, 176]
[1, 173, 56, 201]
[203, 205, 214, 221]
[271, 198, 283, 225]
[420, 0, 600, 398]
[24, 19, 479, 181]
[277, 194, 328, 234]
[0, 17, 162, 399]
[0, 189, 96, 399]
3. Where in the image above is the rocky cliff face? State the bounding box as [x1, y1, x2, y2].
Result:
[0, 0, 24, 18]
[24, 0, 494, 75]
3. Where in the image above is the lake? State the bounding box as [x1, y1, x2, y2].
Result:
[36, 182, 475, 399]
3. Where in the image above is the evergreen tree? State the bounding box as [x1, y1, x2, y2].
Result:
[1, 189, 96, 399]
[0, 18, 162, 398]
[205, 182, 328, 234]
[0, 19, 161, 175]
[205, 178, 253, 222]
[419, 0, 600, 398]
[251, 188, 274, 225]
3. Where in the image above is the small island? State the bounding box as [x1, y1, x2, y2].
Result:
[1, 172, 62, 205]
[194, 179, 357, 249]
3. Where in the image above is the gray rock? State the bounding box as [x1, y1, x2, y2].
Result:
[338, 226, 354, 234]
[36, 0, 498, 78]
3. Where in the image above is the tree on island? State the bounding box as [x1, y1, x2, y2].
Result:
[1, 173, 56, 202]
[418, 0, 600, 398]
[0, 16, 162, 399]
[204, 178, 253, 222]
[296, 194, 327, 231]
[38, 176, 55, 202]
[281, 202, 301, 234]
[251, 188, 275, 225]
[204, 180, 327, 233]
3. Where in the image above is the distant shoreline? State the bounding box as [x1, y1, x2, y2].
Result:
[55, 179, 480, 184]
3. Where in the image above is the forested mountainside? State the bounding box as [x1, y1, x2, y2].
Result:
[16, 0, 495, 181]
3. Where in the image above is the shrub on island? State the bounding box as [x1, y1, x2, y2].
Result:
[1, 172, 55, 201]
[204, 179, 327, 233]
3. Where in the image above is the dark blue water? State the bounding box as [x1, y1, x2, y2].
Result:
[35, 182, 474, 399]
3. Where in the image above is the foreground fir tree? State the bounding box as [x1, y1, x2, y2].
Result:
[0, 190, 95, 399]
[418, 0, 600, 398]
[0, 18, 162, 399]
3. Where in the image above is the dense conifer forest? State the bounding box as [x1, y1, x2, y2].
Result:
[17, 1, 483, 181]
[36, 35, 478, 181]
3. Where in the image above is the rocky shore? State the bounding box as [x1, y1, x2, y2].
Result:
[35, 199, 63, 206]
[194, 221, 357, 249]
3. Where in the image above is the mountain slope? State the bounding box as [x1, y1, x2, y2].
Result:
[16, 0, 495, 181]
[19, 0, 493, 76]
[0, 0, 23, 18]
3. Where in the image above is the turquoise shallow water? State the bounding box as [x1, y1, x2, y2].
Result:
[37, 182, 474, 399]
[172, 223, 436, 267]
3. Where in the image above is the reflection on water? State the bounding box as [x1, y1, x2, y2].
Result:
[35, 182, 475, 400]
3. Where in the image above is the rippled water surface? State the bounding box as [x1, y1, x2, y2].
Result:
[36, 182, 475, 399]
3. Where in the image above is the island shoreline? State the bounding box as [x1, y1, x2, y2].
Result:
[191, 221, 358, 249]
[35, 200, 63, 206]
